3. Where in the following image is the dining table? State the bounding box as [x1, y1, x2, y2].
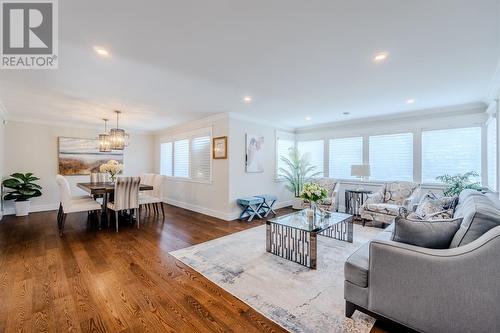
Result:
[77, 182, 154, 224]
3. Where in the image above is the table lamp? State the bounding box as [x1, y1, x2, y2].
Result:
[351, 164, 370, 190]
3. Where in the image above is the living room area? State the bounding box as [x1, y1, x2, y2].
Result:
[0, 1, 500, 332]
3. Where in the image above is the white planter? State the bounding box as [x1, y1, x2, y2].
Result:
[15, 201, 31, 216]
[292, 197, 303, 210]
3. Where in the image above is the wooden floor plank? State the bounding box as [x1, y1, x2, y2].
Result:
[0, 204, 389, 333]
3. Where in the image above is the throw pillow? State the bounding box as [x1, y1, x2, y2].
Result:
[392, 216, 463, 249]
[414, 192, 458, 220]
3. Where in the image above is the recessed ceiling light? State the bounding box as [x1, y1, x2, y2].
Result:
[343, 112, 350, 115]
[305, 116, 312, 121]
[243, 96, 253, 103]
[94, 46, 110, 57]
[406, 99, 416, 104]
[373, 52, 389, 62]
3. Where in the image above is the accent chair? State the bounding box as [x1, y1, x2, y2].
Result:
[301, 178, 340, 212]
[359, 181, 420, 226]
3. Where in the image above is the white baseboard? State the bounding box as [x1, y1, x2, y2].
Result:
[163, 198, 294, 221]
[2, 203, 59, 216]
[162, 197, 234, 221]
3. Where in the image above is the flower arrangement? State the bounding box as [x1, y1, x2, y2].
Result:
[99, 160, 123, 182]
[300, 182, 328, 203]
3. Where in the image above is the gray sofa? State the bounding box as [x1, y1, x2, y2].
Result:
[344, 189, 500, 333]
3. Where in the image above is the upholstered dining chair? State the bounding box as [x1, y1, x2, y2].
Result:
[56, 175, 102, 236]
[139, 174, 165, 217]
[90, 172, 107, 183]
[107, 177, 141, 232]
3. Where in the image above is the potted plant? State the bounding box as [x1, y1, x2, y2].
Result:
[99, 160, 124, 183]
[2, 173, 42, 216]
[279, 147, 321, 209]
[436, 171, 483, 196]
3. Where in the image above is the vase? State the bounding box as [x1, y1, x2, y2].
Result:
[310, 201, 318, 216]
[109, 174, 116, 183]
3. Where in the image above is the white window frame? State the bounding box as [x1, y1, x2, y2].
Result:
[297, 139, 325, 177]
[159, 127, 213, 184]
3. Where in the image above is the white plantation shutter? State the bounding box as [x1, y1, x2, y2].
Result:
[422, 127, 481, 184]
[174, 139, 189, 178]
[369, 133, 413, 181]
[160, 142, 173, 176]
[487, 120, 497, 191]
[191, 135, 211, 181]
[329, 137, 363, 179]
[297, 140, 324, 176]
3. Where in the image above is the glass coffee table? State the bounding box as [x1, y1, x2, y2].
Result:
[266, 210, 353, 269]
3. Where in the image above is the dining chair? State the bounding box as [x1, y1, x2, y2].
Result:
[139, 174, 165, 217]
[56, 175, 102, 236]
[90, 172, 108, 183]
[107, 177, 141, 232]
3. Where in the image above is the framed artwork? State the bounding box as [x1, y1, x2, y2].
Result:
[245, 134, 264, 173]
[213, 136, 227, 159]
[58, 137, 123, 175]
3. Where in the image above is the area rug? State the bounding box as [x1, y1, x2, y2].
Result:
[170, 224, 381, 333]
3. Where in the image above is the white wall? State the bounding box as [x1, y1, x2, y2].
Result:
[227, 114, 294, 219]
[154, 114, 231, 219]
[153, 113, 294, 220]
[2, 121, 154, 215]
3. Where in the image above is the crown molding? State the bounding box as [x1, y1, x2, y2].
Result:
[152, 112, 228, 136]
[295, 102, 487, 134]
[3, 115, 155, 135]
[227, 112, 295, 132]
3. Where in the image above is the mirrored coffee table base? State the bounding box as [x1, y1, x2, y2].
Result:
[266, 211, 353, 269]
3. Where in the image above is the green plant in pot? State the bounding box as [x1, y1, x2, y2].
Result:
[436, 171, 482, 196]
[279, 147, 321, 209]
[2, 173, 42, 216]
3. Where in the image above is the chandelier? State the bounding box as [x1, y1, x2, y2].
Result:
[109, 110, 129, 150]
[98, 118, 111, 152]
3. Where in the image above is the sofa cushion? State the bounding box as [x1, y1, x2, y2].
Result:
[344, 232, 391, 288]
[392, 216, 463, 249]
[450, 195, 500, 248]
[413, 193, 458, 220]
[365, 203, 401, 216]
[384, 181, 418, 205]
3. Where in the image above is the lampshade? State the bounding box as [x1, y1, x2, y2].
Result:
[351, 164, 371, 177]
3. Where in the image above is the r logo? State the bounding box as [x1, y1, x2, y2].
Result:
[2, 2, 53, 54]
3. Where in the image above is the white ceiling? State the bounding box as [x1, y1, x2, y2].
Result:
[1, 0, 499, 132]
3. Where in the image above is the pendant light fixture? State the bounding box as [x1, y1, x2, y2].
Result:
[109, 110, 128, 150]
[98, 118, 112, 152]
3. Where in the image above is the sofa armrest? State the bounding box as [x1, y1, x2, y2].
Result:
[368, 226, 500, 333]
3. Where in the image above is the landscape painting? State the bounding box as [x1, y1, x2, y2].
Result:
[58, 137, 123, 175]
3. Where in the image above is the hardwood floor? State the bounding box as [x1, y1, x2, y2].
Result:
[0, 205, 389, 333]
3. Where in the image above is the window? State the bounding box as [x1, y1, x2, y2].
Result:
[422, 127, 481, 183]
[487, 119, 497, 191]
[276, 132, 295, 178]
[329, 137, 363, 179]
[173, 139, 189, 178]
[191, 136, 211, 181]
[369, 133, 413, 181]
[159, 128, 212, 181]
[160, 142, 173, 176]
[297, 140, 324, 176]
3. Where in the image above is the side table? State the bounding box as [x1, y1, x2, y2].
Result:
[345, 189, 372, 225]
